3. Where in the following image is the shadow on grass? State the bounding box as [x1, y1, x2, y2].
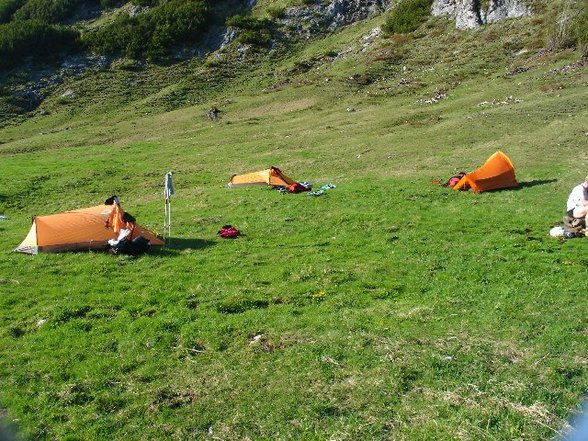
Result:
[517, 179, 557, 189]
[481, 179, 558, 193]
[158, 238, 217, 252]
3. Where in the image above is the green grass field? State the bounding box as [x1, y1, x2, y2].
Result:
[0, 11, 587, 440]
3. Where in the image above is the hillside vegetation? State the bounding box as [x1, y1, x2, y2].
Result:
[0, 0, 588, 439]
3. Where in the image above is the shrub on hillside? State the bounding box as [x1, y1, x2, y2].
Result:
[130, 0, 155, 6]
[572, 2, 587, 54]
[225, 14, 273, 47]
[287, 0, 314, 5]
[382, 0, 433, 35]
[547, 0, 587, 53]
[266, 5, 285, 19]
[83, 0, 209, 60]
[99, 0, 119, 6]
[12, 0, 86, 23]
[0, 19, 80, 69]
[0, 0, 25, 23]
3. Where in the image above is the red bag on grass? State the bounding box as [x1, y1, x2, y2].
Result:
[218, 225, 240, 238]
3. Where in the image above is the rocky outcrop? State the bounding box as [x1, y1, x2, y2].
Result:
[324, 0, 390, 30]
[431, 0, 456, 16]
[432, 0, 532, 29]
[455, 0, 481, 29]
[484, 0, 531, 24]
[279, 0, 391, 39]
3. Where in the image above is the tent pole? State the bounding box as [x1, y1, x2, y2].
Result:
[163, 200, 168, 246]
[167, 200, 171, 246]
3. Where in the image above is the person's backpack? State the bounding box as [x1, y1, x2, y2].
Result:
[446, 172, 466, 188]
[129, 236, 150, 255]
[218, 225, 240, 238]
[110, 236, 150, 255]
[286, 182, 311, 193]
[286, 183, 304, 193]
[563, 215, 585, 237]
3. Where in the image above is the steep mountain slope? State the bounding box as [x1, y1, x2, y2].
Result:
[1, 0, 583, 128]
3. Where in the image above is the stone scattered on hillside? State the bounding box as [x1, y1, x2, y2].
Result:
[549, 57, 588, 75]
[361, 27, 382, 51]
[477, 96, 522, 106]
[61, 89, 76, 98]
[128, 5, 149, 17]
[417, 91, 446, 104]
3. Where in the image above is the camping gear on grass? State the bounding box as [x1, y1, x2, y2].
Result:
[15, 200, 163, 254]
[549, 226, 576, 239]
[228, 167, 296, 188]
[563, 214, 585, 237]
[446, 172, 467, 188]
[218, 225, 240, 238]
[286, 182, 311, 193]
[110, 236, 151, 256]
[452, 151, 518, 193]
[308, 183, 337, 196]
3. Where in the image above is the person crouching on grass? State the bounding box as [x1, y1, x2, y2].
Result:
[108, 212, 136, 247]
[566, 176, 588, 237]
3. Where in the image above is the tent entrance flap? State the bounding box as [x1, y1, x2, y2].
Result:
[15, 219, 39, 254]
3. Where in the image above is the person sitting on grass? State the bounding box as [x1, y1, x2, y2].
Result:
[566, 176, 588, 235]
[108, 212, 136, 248]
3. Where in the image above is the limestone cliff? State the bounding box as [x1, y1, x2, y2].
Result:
[431, 0, 532, 29]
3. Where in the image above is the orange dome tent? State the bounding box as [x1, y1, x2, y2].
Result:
[16, 202, 163, 255]
[228, 166, 296, 188]
[453, 151, 518, 193]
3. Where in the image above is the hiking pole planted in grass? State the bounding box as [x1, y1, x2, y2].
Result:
[163, 171, 174, 247]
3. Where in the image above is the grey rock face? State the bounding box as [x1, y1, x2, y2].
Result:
[455, 0, 481, 29]
[279, 0, 390, 39]
[325, 0, 389, 30]
[431, 0, 532, 29]
[485, 0, 531, 24]
[431, 0, 456, 16]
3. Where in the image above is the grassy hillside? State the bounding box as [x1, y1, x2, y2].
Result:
[1, 6, 588, 441]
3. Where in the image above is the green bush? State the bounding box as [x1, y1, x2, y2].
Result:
[0, 0, 25, 23]
[98, 0, 120, 7]
[382, 0, 433, 35]
[547, 0, 587, 53]
[83, 0, 210, 60]
[130, 0, 156, 6]
[225, 14, 273, 47]
[572, 2, 587, 54]
[0, 19, 80, 69]
[12, 0, 86, 23]
[266, 5, 285, 19]
[287, 0, 313, 6]
[236, 29, 272, 46]
[226, 14, 272, 30]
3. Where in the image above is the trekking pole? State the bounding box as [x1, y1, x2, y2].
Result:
[163, 200, 168, 246]
[167, 199, 171, 246]
[163, 171, 174, 247]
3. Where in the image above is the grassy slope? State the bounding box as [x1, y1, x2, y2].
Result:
[0, 11, 587, 441]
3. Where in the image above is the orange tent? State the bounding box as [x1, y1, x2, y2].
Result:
[228, 167, 296, 188]
[453, 151, 518, 193]
[16, 203, 163, 254]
